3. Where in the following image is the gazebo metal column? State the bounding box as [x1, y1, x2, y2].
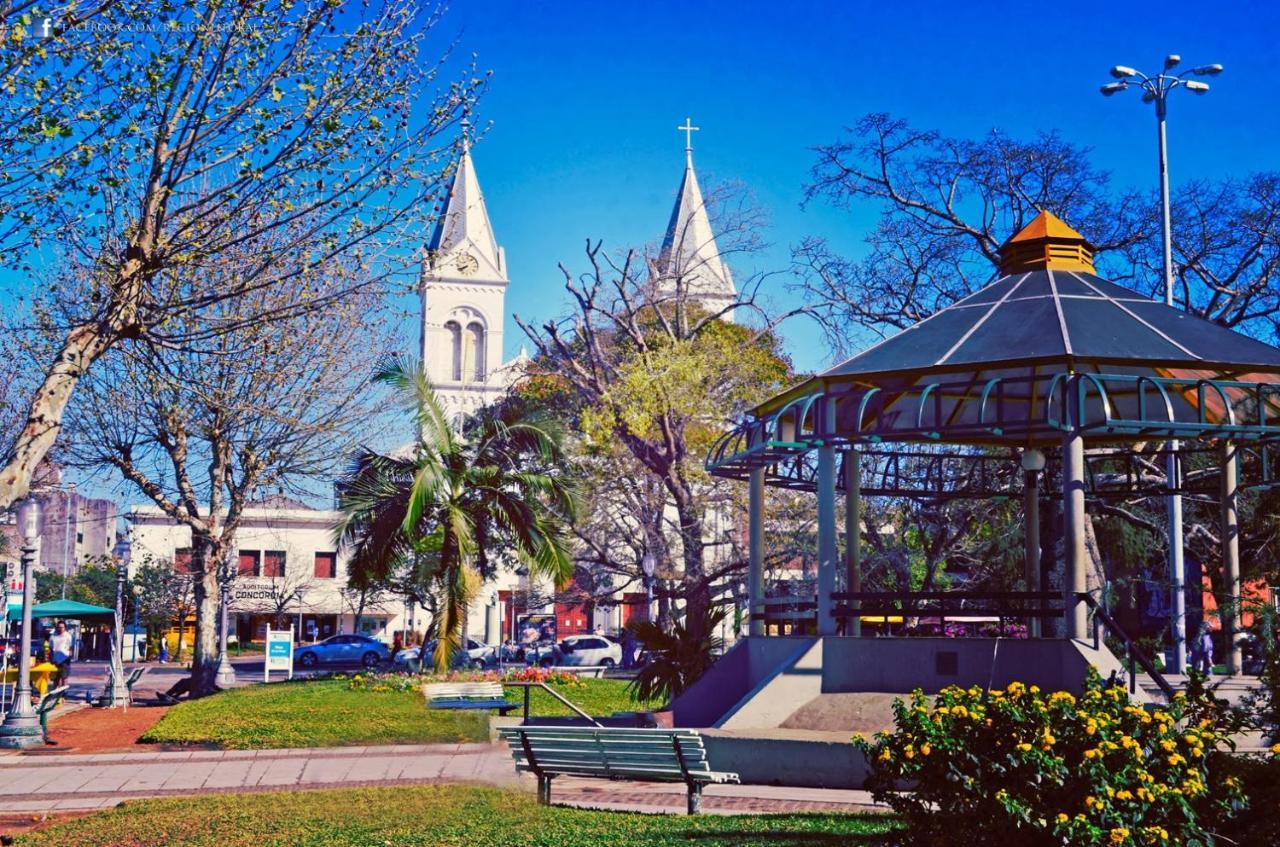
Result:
[748, 466, 765, 637]
[1022, 449, 1045, 637]
[1220, 441, 1242, 675]
[815, 397, 839, 636]
[845, 447, 862, 637]
[1063, 419, 1088, 640]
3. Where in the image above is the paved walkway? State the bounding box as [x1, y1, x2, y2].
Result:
[0, 743, 881, 816]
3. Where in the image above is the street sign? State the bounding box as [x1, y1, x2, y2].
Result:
[264, 628, 294, 681]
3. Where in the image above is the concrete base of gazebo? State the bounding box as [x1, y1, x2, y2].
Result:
[672, 635, 1159, 731]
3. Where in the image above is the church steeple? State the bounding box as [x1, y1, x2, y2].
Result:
[426, 125, 506, 283]
[657, 118, 737, 321]
[419, 125, 511, 423]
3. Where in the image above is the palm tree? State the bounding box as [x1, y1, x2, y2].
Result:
[335, 356, 576, 671]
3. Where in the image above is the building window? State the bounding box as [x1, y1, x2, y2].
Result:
[464, 321, 485, 381]
[314, 552, 337, 579]
[238, 550, 260, 577]
[262, 550, 286, 578]
[174, 548, 193, 575]
[445, 320, 462, 381]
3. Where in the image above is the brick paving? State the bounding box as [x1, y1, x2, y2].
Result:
[0, 743, 882, 816]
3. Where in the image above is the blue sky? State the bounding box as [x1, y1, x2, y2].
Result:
[437, 0, 1280, 372]
[10, 0, 1280, 504]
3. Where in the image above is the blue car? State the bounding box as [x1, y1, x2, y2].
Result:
[294, 634, 390, 669]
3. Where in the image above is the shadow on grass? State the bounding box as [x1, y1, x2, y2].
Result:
[683, 833, 896, 846]
[682, 823, 900, 846]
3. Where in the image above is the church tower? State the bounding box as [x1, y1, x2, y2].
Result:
[420, 129, 512, 422]
[656, 119, 737, 321]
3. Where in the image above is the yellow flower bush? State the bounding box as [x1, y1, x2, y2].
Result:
[854, 667, 1244, 846]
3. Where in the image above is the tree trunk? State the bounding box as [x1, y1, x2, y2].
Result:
[670, 483, 710, 642]
[189, 535, 223, 696]
[353, 588, 368, 634]
[0, 323, 113, 509]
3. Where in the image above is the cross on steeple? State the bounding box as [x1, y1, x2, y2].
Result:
[677, 117, 699, 158]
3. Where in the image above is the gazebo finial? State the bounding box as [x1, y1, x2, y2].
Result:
[998, 210, 1096, 275]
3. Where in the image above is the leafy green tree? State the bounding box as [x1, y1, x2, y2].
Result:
[517, 233, 798, 641]
[335, 357, 576, 671]
[34, 558, 116, 606]
[131, 556, 194, 657]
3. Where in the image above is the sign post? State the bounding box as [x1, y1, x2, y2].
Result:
[264, 628, 294, 682]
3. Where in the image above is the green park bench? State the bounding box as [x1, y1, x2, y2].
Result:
[499, 726, 739, 814]
[36, 685, 69, 744]
[421, 681, 517, 715]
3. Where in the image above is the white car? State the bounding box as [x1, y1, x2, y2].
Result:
[556, 635, 622, 668]
[394, 638, 493, 669]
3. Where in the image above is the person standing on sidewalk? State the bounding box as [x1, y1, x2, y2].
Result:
[48, 620, 74, 686]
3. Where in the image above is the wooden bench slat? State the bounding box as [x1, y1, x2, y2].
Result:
[512, 762, 689, 778]
[501, 742, 706, 752]
[425, 682, 514, 714]
[511, 762, 735, 783]
[509, 757, 711, 777]
[499, 731, 701, 736]
[509, 752, 711, 762]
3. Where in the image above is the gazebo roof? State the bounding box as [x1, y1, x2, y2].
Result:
[815, 267, 1280, 384]
[708, 212, 1280, 476]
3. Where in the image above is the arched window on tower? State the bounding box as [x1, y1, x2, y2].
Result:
[465, 321, 486, 382]
[444, 320, 462, 381]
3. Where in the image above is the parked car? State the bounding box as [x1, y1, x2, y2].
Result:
[556, 635, 622, 668]
[520, 641, 560, 667]
[294, 634, 390, 669]
[394, 638, 494, 670]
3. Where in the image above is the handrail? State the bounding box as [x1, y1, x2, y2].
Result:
[509, 680, 603, 727]
[1077, 593, 1176, 701]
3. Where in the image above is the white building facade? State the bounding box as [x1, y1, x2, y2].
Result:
[127, 502, 397, 643]
[126, 500, 521, 645]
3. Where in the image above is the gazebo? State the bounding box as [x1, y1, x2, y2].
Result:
[707, 211, 1280, 682]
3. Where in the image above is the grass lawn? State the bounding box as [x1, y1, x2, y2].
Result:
[140, 677, 659, 749]
[515, 677, 659, 717]
[16, 785, 899, 847]
[140, 678, 489, 749]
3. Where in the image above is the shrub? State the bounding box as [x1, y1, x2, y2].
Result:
[1206, 752, 1280, 847]
[627, 607, 725, 705]
[855, 669, 1244, 846]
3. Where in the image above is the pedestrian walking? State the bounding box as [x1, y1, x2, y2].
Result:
[1197, 625, 1215, 675]
[48, 621, 74, 686]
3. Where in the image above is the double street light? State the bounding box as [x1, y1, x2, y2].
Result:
[1100, 55, 1222, 675]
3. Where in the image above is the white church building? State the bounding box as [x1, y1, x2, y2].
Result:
[124, 121, 740, 647]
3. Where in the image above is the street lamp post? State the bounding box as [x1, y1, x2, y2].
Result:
[1101, 55, 1222, 675]
[131, 584, 143, 662]
[215, 553, 237, 688]
[641, 551, 656, 624]
[99, 562, 130, 707]
[0, 498, 44, 748]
